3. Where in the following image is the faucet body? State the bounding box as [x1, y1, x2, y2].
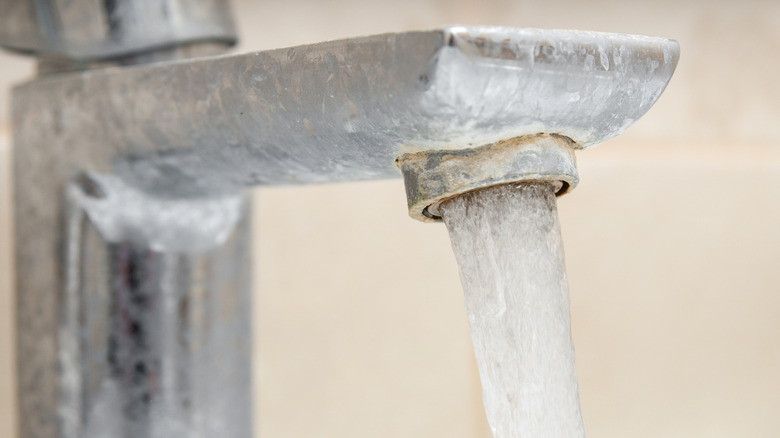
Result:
[4, 1, 252, 437]
[2, 1, 679, 437]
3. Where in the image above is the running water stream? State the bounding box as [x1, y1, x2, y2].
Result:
[439, 182, 585, 438]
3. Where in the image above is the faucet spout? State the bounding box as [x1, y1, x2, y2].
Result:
[12, 27, 678, 197]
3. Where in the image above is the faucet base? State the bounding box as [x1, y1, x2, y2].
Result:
[59, 173, 253, 438]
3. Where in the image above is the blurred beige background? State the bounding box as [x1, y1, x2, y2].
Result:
[2, 0, 780, 437]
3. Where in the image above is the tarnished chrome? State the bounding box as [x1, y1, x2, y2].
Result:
[36, 42, 231, 75]
[397, 134, 578, 222]
[62, 173, 252, 438]
[8, 24, 679, 438]
[0, 0, 236, 61]
[12, 27, 678, 197]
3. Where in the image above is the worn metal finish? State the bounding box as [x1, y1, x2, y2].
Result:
[10, 26, 679, 438]
[397, 134, 578, 222]
[0, 0, 236, 61]
[61, 174, 252, 438]
[36, 42, 231, 75]
[13, 27, 679, 198]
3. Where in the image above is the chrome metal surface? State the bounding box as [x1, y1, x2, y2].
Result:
[61, 174, 252, 438]
[10, 25, 679, 438]
[36, 42, 231, 75]
[0, 0, 236, 61]
[397, 134, 578, 222]
[13, 27, 679, 198]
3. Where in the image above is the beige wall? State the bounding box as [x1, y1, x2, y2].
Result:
[2, 0, 780, 437]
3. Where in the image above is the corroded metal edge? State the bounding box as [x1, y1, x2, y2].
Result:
[426, 26, 680, 150]
[396, 134, 578, 222]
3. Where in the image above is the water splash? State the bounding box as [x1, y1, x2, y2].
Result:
[440, 182, 585, 438]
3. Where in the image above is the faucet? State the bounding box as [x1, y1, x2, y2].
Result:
[1, 1, 679, 437]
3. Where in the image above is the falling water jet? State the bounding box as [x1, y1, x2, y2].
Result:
[397, 134, 585, 437]
[440, 182, 583, 438]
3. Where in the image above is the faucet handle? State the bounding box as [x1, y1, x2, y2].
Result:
[0, 0, 237, 62]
